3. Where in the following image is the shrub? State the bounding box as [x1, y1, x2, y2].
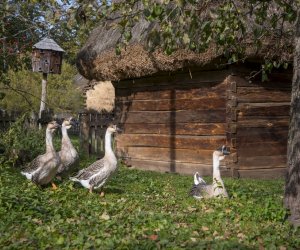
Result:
[0, 113, 45, 167]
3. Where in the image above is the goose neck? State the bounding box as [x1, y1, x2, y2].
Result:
[212, 154, 221, 179]
[105, 131, 114, 156]
[45, 129, 55, 153]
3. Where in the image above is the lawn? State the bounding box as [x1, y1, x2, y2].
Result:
[0, 156, 299, 249]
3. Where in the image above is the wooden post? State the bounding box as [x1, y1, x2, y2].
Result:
[80, 113, 90, 155]
[39, 73, 47, 129]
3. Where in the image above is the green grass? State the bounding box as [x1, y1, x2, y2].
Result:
[0, 157, 299, 249]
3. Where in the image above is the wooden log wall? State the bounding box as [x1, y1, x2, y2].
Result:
[113, 70, 232, 176]
[226, 70, 292, 179]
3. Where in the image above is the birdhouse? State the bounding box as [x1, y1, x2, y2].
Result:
[32, 37, 64, 74]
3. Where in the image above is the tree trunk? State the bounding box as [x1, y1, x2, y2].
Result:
[284, 10, 300, 226]
[39, 73, 47, 129]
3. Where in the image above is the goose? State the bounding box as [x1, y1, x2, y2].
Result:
[70, 124, 121, 195]
[56, 118, 79, 178]
[21, 121, 61, 188]
[189, 145, 230, 199]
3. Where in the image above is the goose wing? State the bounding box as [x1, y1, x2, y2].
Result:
[189, 183, 211, 199]
[72, 159, 105, 180]
[21, 154, 44, 173]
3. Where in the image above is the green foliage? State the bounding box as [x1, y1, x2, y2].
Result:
[0, 114, 44, 167]
[0, 62, 83, 113]
[0, 156, 299, 249]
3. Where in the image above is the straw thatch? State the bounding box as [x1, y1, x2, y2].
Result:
[85, 81, 115, 112]
[76, 1, 294, 82]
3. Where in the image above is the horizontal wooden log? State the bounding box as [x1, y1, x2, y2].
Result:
[116, 134, 227, 150]
[237, 103, 290, 118]
[227, 74, 292, 89]
[122, 110, 226, 124]
[236, 87, 291, 103]
[235, 168, 286, 179]
[116, 82, 227, 100]
[122, 123, 226, 135]
[238, 155, 287, 169]
[237, 119, 289, 128]
[237, 127, 288, 143]
[123, 147, 214, 164]
[124, 158, 228, 176]
[238, 141, 287, 157]
[116, 97, 226, 111]
[114, 70, 229, 89]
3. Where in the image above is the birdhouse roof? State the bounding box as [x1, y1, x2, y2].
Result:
[33, 37, 65, 52]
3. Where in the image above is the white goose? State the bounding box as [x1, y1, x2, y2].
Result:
[189, 145, 230, 199]
[70, 124, 121, 194]
[56, 118, 79, 177]
[21, 121, 61, 187]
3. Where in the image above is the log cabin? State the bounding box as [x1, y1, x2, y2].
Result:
[76, 6, 293, 179]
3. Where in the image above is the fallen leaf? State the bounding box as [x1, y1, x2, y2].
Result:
[100, 212, 110, 220]
[237, 233, 245, 239]
[202, 226, 209, 231]
[190, 237, 197, 242]
[279, 247, 286, 250]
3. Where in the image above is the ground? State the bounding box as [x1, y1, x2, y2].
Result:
[0, 157, 299, 249]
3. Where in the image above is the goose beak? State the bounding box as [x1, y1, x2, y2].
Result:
[217, 145, 230, 155]
[116, 127, 123, 133]
[222, 146, 230, 155]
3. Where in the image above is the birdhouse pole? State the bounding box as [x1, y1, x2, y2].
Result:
[39, 73, 47, 129]
[32, 37, 64, 129]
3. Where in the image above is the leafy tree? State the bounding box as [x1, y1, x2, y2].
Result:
[0, 62, 83, 114]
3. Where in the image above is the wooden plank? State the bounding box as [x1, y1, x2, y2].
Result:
[123, 147, 214, 164]
[116, 83, 227, 100]
[238, 155, 287, 169]
[235, 168, 286, 179]
[237, 127, 288, 143]
[124, 158, 228, 176]
[237, 103, 290, 118]
[237, 119, 289, 128]
[122, 123, 226, 135]
[237, 87, 291, 103]
[116, 97, 226, 111]
[227, 74, 292, 89]
[238, 141, 287, 157]
[116, 134, 227, 150]
[123, 109, 226, 124]
[114, 70, 229, 89]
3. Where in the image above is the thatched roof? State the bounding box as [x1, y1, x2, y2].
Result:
[77, 2, 294, 82]
[85, 81, 115, 112]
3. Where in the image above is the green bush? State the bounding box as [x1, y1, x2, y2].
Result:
[0, 114, 45, 167]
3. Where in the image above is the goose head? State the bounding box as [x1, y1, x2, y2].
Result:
[62, 117, 75, 130]
[213, 145, 230, 161]
[47, 121, 60, 134]
[107, 124, 122, 134]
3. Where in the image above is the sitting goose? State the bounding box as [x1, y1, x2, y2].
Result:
[189, 145, 230, 199]
[56, 118, 79, 178]
[21, 121, 60, 188]
[70, 124, 121, 194]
